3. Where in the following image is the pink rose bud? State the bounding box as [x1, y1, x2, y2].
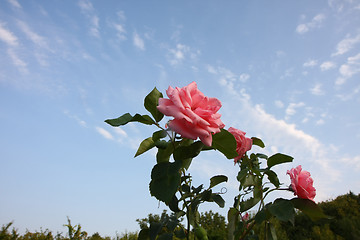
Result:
[228, 127, 252, 163]
[157, 82, 225, 146]
[241, 212, 249, 222]
[287, 165, 316, 201]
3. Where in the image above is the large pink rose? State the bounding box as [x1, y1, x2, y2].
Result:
[287, 165, 316, 201]
[228, 127, 252, 163]
[157, 82, 225, 146]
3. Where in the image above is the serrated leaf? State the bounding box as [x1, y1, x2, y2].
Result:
[291, 198, 332, 221]
[267, 153, 293, 169]
[144, 87, 164, 122]
[105, 113, 155, 126]
[252, 137, 265, 148]
[267, 198, 295, 224]
[211, 129, 238, 159]
[135, 137, 155, 157]
[149, 161, 181, 204]
[209, 175, 228, 189]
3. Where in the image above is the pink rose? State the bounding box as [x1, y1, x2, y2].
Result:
[157, 82, 225, 146]
[287, 165, 316, 201]
[228, 127, 252, 163]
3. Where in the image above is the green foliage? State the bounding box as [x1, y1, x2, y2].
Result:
[0, 218, 137, 240]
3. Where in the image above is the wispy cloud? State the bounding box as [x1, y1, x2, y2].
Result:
[96, 127, 114, 140]
[332, 33, 360, 56]
[320, 61, 336, 71]
[214, 79, 341, 200]
[167, 44, 200, 66]
[303, 59, 318, 67]
[133, 32, 145, 50]
[296, 13, 325, 34]
[0, 22, 18, 46]
[7, 0, 21, 8]
[336, 52, 360, 85]
[310, 83, 325, 96]
[111, 11, 127, 41]
[7, 48, 28, 74]
[285, 102, 305, 119]
[207, 66, 251, 95]
[78, 0, 100, 38]
[17, 20, 48, 49]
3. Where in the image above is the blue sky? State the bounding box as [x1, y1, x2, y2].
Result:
[1, 0, 360, 236]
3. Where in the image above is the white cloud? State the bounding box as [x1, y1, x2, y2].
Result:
[7, 48, 28, 73]
[239, 73, 250, 82]
[167, 44, 199, 66]
[296, 13, 325, 34]
[310, 83, 325, 96]
[114, 23, 126, 40]
[296, 24, 309, 34]
[303, 59, 318, 67]
[336, 52, 360, 85]
[206, 65, 217, 74]
[78, 0, 100, 38]
[7, 0, 21, 8]
[0, 22, 18, 46]
[341, 155, 360, 171]
[316, 119, 325, 125]
[17, 20, 48, 49]
[117, 11, 126, 21]
[285, 102, 305, 119]
[64, 110, 87, 127]
[114, 127, 127, 137]
[320, 61, 336, 71]
[332, 34, 360, 56]
[133, 32, 145, 50]
[96, 127, 114, 140]
[275, 100, 284, 108]
[215, 84, 342, 201]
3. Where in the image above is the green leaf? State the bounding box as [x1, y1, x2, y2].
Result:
[138, 229, 150, 240]
[152, 130, 168, 142]
[105, 113, 155, 126]
[211, 129, 238, 159]
[212, 194, 225, 208]
[144, 87, 164, 122]
[158, 233, 173, 240]
[209, 175, 228, 189]
[135, 137, 155, 157]
[252, 137, 265, 148]
[173, 141, 204, 161]
[149, 222, 162, 240]
[265, 170, 280, 188]
[227, 208, 239, 240]
[149, 161, 181, 204]
[291, 198, 331, 221]
[255, 208, 269, 224]
[267, 198, 295, 224]
[268, 222, 277, 240]
[174, 229, 186, 239]
[240, 197, 261, 212]
[237, 168, 248, 182]
[267, 153, 293, 169]
[154, 140, 168, 149]
[156, 142, 174, 163]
